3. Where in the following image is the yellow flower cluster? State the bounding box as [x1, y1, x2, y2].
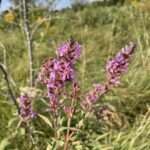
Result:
[131, 0, 138, 7]
[36, 16, 48, 28]
[131, 0, 150, 12]
[4, 11, 16, 22]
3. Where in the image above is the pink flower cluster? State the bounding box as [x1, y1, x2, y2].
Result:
[56, 38, 82, 62]
[38, 39, 82, 110]
[18, 94, 36, 122]
[82, 43, 136, 110]
[105, 42, 136, 86]
[81, 83, 108, 109]
[63, 82, 80, 116]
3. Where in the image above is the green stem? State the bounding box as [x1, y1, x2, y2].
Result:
[64, 98, 75, 150]
[64, 115, 71, 150]
[25, 121, 35, 149]
[53, 111, 58, 143]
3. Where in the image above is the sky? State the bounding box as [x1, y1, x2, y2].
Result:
[1, 0, 11, 10]
[0, 0, 72, 10]
[55, 0, 71, 10]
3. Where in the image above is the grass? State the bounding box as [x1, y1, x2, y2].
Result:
[0, 2, 150, 149]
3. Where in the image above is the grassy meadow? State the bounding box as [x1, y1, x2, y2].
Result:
[0, 1, 150, 149]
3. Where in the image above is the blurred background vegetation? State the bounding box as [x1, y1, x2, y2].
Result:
[0, 0, 150, 149]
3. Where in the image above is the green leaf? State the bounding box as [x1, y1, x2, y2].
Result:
[38, 114, 52, 128]
[0, 138, 10, 150]
[95, 133, 109, 141]
[58, 127, 81, 132]
[46, 143, 52, 150]
[33, 130, 44, 135]
[7, 117, 18, 127]
[20, 128, 25, 136]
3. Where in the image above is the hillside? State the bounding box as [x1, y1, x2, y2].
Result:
[0, 2, 150, 149]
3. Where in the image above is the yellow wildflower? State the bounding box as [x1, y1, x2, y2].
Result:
[36, 16, 43, 24]
[4, 11, 16, 22]
[131, 0, 138, 7]
[36, 16, 48, 28]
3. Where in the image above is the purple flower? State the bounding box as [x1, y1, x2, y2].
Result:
[82, 42, 136, 110]
[60, 63, 75, 81]
[38, 58, 75, 83]
[48, 99, 59, 111]
[47, 80, 64, 101]
[84, 91, 98, 102]
[122, 43, 135, 55]
[37, 58, 58, 83]
[18, 94, 36, 122]
[81, 101, 91, 110]
[93, 83, 108, 93]
[56, 39, 82, 62]
[81, 83, 108, 110]
[37, 39, 82, 111]
[105, 42, 136, 86]
[63, 106, 74, 116]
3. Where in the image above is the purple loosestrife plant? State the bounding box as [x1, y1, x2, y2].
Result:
[56, 37, 82, 63]
[105, 42, 136, 87]
[18, 94, 36, 148]
[38, 38, 82, 112]
[38, 38, 82, 149]
[18, 94, 36, 122]
[82, 42, 136, 110]
[81, 83, 108, 110]
[37, 39, 136, 149]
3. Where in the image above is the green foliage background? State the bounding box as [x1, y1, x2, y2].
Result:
[0, 1, 150, 149]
